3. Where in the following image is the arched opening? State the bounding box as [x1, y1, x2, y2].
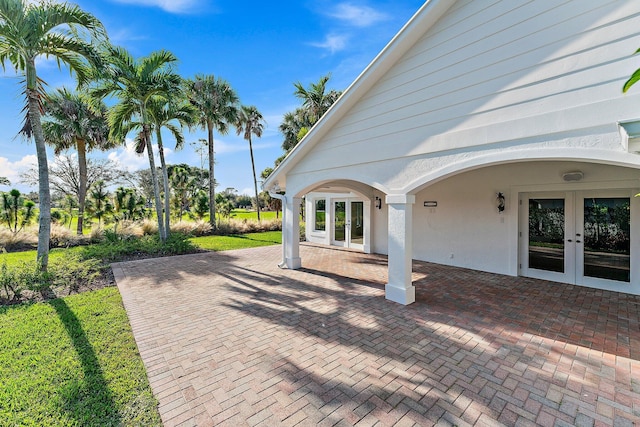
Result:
[404, 157, 640, 296]
[299, 179, 383, 254]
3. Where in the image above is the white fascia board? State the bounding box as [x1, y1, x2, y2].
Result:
[263, 0, 456, 193]
[618, 119, 640, 153]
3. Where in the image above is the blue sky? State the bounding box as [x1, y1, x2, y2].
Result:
[0, 0, 424, 196]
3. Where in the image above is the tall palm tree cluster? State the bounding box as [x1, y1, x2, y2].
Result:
[264, 74, 342, 179]
[0, 0, 265, 271]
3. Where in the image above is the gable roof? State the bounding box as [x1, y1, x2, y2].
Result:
[263, 0, 456, 192]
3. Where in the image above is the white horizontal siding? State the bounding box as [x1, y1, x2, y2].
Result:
[290, 0, 640, 178]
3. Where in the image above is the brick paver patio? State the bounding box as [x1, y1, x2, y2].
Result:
[113, 244, 640, 426]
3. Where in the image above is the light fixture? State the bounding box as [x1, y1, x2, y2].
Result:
[375, 196, 382, 209]
[497, 192, 505, 213]
[562, 171, 584, 182]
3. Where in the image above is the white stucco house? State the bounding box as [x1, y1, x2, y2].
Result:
[264, 0, 640, 304]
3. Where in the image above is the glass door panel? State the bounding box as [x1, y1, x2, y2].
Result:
[583, 198, 630, 282]
[350, 201, 364, 245]
[528, 198, 565, 273]
[334, 201, 346, 243]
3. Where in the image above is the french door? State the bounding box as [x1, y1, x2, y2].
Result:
[520, 191, 631, 286]
[332, 200, 364, 250]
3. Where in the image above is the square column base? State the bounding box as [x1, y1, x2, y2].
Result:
[385, 283, 416, 305]
[286, 257, 302, 269]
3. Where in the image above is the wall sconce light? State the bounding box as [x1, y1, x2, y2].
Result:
[497, 192, 505, 213]
[375, 196, 382, 210]
[562, 171, 583, 182]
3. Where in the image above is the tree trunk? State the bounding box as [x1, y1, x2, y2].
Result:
[144, 126, 166, 241]
[249, 137, 261, 222]
[207, 121, 216, 230]
[76, 138, 87, 235]
[26, 80, 51, 271]
[156, 127, 171, 238]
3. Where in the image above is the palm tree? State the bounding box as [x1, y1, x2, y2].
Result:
[279, 75, 342, 155]
[0, 0, 106, 270]
[623, 48, 640, 93]
[236, 105, 265, 221]
[85, 180, 112, 228]
[169, 166, 190, 220]
[148, 98, 196, 235]
[1, 189, 35, 234]
[42, 88, 115, 235]
[293, 74, 342, 124]
[184, 75, 239, 229]
[279, 108, 307, 153]
[94, 46, 181, 242]
[114, 187, 146, 222]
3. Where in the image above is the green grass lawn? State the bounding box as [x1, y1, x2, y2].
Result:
[0, 247, 71, 265]
[228, 209, 279, 220]
[0, 230, 282, 426]
[0, 288, 161, 427]
[190, 231, 281, 251]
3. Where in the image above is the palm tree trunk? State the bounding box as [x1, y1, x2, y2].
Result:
[12, 192, 19, 234]
[76, 138, 87, 235]
[25, 60, 51, 271]
[27, 84, 51, 271]
[207, 121, 216, 230]
[249, 137, 261, 221]
[144, 127, 166, 241]
[156, 127, 171, 238]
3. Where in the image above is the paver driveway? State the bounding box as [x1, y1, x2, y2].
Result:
[113, 244, 640, 427]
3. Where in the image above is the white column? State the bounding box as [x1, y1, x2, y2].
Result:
[284, 196, 302, 269]
[385, 194, 415, 305]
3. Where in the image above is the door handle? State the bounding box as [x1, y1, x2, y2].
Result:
[567, 239, 573, 242]
[576, 240, 581, 243]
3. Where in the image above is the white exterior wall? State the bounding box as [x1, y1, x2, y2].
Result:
[267, 0, 640, 299]
[284, 0, 640, 194]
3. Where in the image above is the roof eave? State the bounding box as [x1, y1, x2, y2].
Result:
[263, 0, 456, 193]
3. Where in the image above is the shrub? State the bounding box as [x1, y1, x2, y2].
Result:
[157, 232, 198, 255]
[0, 228, 37, 251]
[50, 209, 64, 224]
[115, 220, 144, 240]
[49, 224, 87, 248]
[140, 219, 158, 235]
[190, 220, 213, 236]
[19, 262, 54, 295]
[171, 220, 212, 237]
[48, 252, 103, 294]
[0, 259, 56, 301]
[299, 223, 306, 241]
[80, 231, 198, 263]
[214, 218, 282, 235]
[0, 261, 23, 302]
[90, 227, 104, 243]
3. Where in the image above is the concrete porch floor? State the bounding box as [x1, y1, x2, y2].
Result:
[112, 244, 640, 426]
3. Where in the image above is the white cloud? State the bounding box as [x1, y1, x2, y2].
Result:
[110, 0, 204, 14]
[108, 28, 149, 45]
[239, 188, 254, 197]
[0, 155, 37, 189]
[107, 138, 173, 172]
[310, 33, 349, 54]
[327, 3, 388, 28]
